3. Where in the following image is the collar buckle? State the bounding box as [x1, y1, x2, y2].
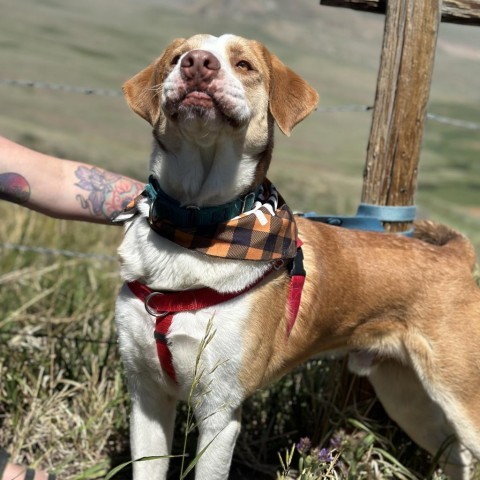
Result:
[241, 191, 257, 213]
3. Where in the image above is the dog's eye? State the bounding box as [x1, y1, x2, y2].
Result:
[171, 55, 181, 66]
[236, 60, 253, 71]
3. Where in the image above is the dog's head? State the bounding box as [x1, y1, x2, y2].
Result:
[123, 34, 318, 137]
[123, 35, 318, 203]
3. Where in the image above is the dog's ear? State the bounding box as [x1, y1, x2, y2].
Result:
[123, 63, 158, 124]
[268, 53, 319, 136]
[123, 38, 186, 125]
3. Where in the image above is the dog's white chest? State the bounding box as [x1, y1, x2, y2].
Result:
[115, 284, 251, 403]
[169, 297, 251, 400]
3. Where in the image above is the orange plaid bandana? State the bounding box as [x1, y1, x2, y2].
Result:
[148, 181, 298, 262]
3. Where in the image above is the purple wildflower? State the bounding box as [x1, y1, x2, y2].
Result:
[329, 432, 344, 449]
[296, 437, 312, 455]
[317, 447, 333, 463]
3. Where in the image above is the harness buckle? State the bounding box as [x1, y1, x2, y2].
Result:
[273, 259, 285, 270]
[144, 291, 169, 318]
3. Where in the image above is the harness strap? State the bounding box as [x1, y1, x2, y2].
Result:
[127, 281, 246, 313]
[286, 242, 306, 336]
[127, 267, 274, 383]
[154, 313, 177, 382]
[127, 247, 306, 382]
[128, 281, 257, 383]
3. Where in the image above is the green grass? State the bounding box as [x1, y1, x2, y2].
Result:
[2, 207, 479, 480]
[0, 208, 127, 478]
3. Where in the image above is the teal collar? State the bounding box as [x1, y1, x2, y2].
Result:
[145, 176, 260, 228]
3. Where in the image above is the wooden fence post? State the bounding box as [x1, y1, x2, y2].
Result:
[361, 0, 442, 232]
[317, 0, 478, 420]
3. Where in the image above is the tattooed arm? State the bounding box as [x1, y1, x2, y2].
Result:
[0, 136, 144, 224]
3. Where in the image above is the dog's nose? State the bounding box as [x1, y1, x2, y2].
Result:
[180, 50, 221, 84]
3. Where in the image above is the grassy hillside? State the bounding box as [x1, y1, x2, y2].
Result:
[1, 0, 479, 237]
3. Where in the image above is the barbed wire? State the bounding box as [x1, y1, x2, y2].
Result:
[0, 79, 122, 97]
[0, 242, 117, 262]
[1, 78, 479, 130]
[426, 112, 480, 130]
[318, 105, 372, 112]
[0, 329, 118, 345]
[1, 243, 118, 345]
[318, 104, 480, 130]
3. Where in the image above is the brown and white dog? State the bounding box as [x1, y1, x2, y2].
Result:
[115, 34, 480, 479]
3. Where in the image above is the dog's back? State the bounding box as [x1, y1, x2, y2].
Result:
[414, 220, 477, 270]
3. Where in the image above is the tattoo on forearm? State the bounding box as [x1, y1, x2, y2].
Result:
[0, 172, 31, 204]
[74, 166, 142, 221]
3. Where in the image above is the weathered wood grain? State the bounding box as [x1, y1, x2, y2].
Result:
[320, 0, 480, 26]
[360, 0, 441, 232]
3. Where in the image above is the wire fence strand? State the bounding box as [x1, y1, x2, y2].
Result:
[1, 78, 479, 130]
[0, 242, 117, 262]
[0, 78, 123, 97]
[0, 329, 118, 345]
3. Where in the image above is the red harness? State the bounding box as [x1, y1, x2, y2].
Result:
[127, 247, 306, 383]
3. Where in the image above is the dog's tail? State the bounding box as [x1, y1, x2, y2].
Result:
[413, 220, 477, 271]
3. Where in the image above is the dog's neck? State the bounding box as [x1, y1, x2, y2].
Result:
[150, 129, 271, 208]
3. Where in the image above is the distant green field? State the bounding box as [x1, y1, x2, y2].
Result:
[1, 0, 478, 243]
[1, 0, 479, 241]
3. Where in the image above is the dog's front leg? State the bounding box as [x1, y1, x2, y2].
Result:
[129, 381, 177, 480]
[192, 406, 242, 480]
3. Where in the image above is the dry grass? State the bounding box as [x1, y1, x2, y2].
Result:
[2, 204, 480, 480]
[0, 206, 128, 479]
[0, 206, 434, 479]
